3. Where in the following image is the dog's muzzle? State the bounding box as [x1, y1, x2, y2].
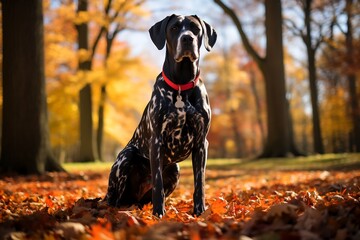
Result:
[175, 31, 199, 62]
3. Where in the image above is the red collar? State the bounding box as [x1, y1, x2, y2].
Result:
[162, 71, 200, 91]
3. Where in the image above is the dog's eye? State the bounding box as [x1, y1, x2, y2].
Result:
[190, 24, 200, 34]
[171, 25, 179, 31]
[193, 27, 200, 34]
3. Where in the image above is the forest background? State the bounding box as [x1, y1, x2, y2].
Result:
[0, 0, 360, 239]
[0, 0, 359, 166]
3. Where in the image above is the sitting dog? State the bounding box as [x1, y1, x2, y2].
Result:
[106, 14, 217, 217]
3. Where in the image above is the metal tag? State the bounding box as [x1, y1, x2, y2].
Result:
[175, 94, 185, 108]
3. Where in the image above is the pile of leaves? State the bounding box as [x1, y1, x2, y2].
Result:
[0, 166, 359, 239]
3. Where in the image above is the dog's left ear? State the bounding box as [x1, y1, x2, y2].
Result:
[193, 15, 217, 52]
[149, 14, 175, 50]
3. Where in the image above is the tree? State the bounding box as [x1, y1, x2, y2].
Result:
[245, 61, 266, 147]
[285, 50, 312, 154]
[92, 0, 146, 161]
[318, 0, 360, 152]
[74, 0, 147, 161]
[214, 0, 301, 157]
[44, 0, 79, 161]
[300, 0, 324, 154]
[76, 0, 97, 162]
[0, 0, 64, 174]
[202, 42, 267, 158]
[41, 0, 151, 162]
[284, 0, 327, 154]
[344, 0, 360, 152]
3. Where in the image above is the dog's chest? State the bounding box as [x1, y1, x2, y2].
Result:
[161, 107, 194, 162]
[132, 81, 209, 164]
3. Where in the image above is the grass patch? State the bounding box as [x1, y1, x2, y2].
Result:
[179, 153, 360, 171]
[63, 153, 360, 173]
[203, 153, 360, 171]
[63, 161, 112, 172]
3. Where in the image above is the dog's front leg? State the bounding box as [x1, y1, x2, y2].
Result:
[192, 139, 208, 216]
[150, 134, 165, 217]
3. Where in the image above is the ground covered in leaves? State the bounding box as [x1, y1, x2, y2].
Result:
[1, 158, 360, 239]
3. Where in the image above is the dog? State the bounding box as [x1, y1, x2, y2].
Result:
[106, 14, 217, 217]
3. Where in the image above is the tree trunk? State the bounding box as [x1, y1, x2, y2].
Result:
[214, 0, 300, 158]
[287, 98, 306, 156]
[303, 0, 324, 154]
[301, 117, 309, 152]
[345, 0, 360, 152]
[259, 0, 299, 157]
[230, 108, 244, 157]
[97, 85, 107, 161]
[79, 84, 96, 162]
[76, 0, 96, 162]
[307, 47, 324, 153]
[96, 29, 121, 161]
[249, 68, 265, 146]
[0, 0, 64, 174]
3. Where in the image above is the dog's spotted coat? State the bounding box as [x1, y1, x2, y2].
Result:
[106, 14, 217, 217]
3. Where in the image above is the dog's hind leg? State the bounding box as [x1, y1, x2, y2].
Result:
[139, 162, 180, 208]
[106, 146, 134, 207]
[106, 146, 152, 208]
[128, 157, 152, 205]
[163, 163, 180, 197]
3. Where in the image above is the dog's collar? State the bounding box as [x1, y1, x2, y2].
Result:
[162, 71, 200, 92]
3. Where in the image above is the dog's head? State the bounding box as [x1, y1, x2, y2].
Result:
[149, 15, 217, 62]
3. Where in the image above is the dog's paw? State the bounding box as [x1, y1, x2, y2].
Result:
[152, 207, 165, 218]
[193, 204, 205, 216]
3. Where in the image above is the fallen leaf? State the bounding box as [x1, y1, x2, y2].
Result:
[266, 203, 298, 219]
[55, 222, 86, 239]
[209, 197, 228, 214]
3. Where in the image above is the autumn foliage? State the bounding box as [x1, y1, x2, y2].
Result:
[1, 160, 360, 239]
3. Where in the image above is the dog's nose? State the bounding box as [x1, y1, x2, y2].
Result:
[182, 35, 193, 44]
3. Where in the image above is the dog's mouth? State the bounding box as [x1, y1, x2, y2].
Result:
[175, 50, 198, 63]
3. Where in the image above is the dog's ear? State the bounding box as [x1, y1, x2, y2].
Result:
[149, 15, 175, 50]
[193, 15, 217, 52]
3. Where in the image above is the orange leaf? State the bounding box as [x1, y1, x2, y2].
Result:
[210, 197, 228, 214]
[90, 221, 113, 240]
[45, 196, 54, 208]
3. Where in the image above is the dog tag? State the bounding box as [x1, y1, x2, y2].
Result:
[175, 94, 185, 108]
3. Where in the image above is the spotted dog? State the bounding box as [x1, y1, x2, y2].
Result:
[106, 14, 217, 217]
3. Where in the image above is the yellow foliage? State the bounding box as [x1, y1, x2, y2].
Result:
[225, 140, 236, 155]
[321, 88, 352, 140]
[86, 0, 150, 29]
[112, 0, 129, 12]
[45, 43, 77, 78]
[74, 11, 90, 25]
[78, 49, 92, 64]
[55, 2, 76, 21]
[47, 39, 155, 149]
[93, 47, 155, 145]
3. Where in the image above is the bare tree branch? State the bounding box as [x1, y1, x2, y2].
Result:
[283, 17, 303, 37]
[90, 27, 105, 62]
[89, 0, 114, 64]
[313, 25, 324, 52]
[213, 0, 264, 67]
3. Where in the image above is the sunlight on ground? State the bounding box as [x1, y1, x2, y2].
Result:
[63, 153, 360, 172]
